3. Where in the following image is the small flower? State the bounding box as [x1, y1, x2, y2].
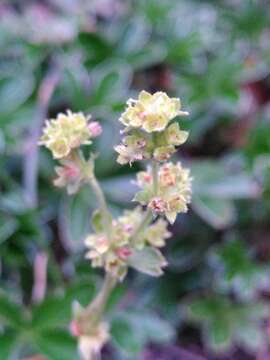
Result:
[78, 322, 110, 360]
[85, 206, 174, 279]
[40, 110, 102, 159]
[136, 162, 192, 224]
[148, 197, 167, 212]
[88, 121, 102, 138]
[85, 234, 110, 255]
[115, 133, 152, 165]
[53, 159, 83, 194]
[70, 320, 82, 337]
[120, 91, 189, 133]
[144, 219, 171, 247]
[165, 122, 189, 146]
[153, 145, 176, 162]
[115, 246, 133, 260]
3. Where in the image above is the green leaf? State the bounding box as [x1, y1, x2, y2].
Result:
[91, 209, 103, 233]
[0, 295, 23, 328]
[0, 216, 19, 244]
[192, 195, 235, 229]
[79, 32, 113, 66]
[0, 73, 34, 115]
[90, 72, 119, 105]
[111, 310, 174, 354]
[32, 297, 71, 330]
[133, 189, 152, 204]
[127, 247, 167, 277]
[35, 329, 78, 360]
[32, 279, 96, 330]
[208, 317, 232, 351]
[111, 316, 142, 354]
[0, 331, 17, 360]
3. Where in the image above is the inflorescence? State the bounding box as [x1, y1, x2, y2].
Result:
[40, 90, 192, 359]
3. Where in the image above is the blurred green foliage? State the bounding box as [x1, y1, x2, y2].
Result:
[1, 0, 270, 359]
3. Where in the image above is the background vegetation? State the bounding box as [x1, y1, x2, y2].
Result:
[1, 0, 270, 359]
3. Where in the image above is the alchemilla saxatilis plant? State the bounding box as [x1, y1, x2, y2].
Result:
[40, 90, 192, 360]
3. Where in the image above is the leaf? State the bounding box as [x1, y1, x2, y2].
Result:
[0, 294, 23, 328]
[35, 329, 78, 360]
[0, 331, 17, 360]
[91, 209, 103, 233]
[31, 297, 71, 330]
[90, 72, 120, 105]
[0, 73, 34, 115]
[32, 280, 96, 330]
[111, 310, 174, 354]
[79, 32, 113, 66]
[207, 317, 232, 351]
[192, 195, 235, 229]
[0, 216, 19, 244]
[111, 316, 142, 354]
[127, 247, 167, 276]
[65, 188, 92, 250]
[133, 189, 152, 204]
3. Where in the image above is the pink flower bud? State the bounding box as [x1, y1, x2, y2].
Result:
[116, 247, 133, 260]
[143, 174, 152, 183]
[70, 320, 82, 337]
[149, 197, 167, 212]
[123, 224, 133, 233]
[88, 122, 102, 138]
[64, 164, 80, 179]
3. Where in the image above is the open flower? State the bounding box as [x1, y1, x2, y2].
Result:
[53, 159, 83, 194]
[135, 162, 192, 224]
[84, 206, 172, 279]
[115, 132, 152, 165]
[40, 110, 102, 159]
[120, 90, 188, 133]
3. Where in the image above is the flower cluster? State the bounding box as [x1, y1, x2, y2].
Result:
[115, 91, 189, 165]
[39, 110, 101, 159]
[40, 110, 102, 194]
[136, 162, 192, 224]
[40, 90, 192, 360]
[85, 207, 170, 280]
[120, 90, 188, 133]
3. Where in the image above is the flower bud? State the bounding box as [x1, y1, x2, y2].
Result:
[88, 121, 102, 138]
[70, 320, 82, 337]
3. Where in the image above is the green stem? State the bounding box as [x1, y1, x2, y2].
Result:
[88, 173, 112, 233]
[129, 209, 152, 246]
[84, 273, 116, 326]
[76, 150, 112, 235]
[152, 159, 159, 195]
[130, 156, 159, 245]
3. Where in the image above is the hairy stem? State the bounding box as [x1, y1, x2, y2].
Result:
[84, 273, 116, 325]
[88, 173, 112, 234]
[130, 157, 159, 245]
[152, 159, 159, 195]
[78, 152, 159, 345]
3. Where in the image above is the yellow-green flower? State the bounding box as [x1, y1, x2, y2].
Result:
[153, 145, 176, 162]
[136, 162, 192, 224]
[120, 91, 188, 133]
[84, 206, 173, 279]
[144, 219, 171, 247]
[166, 122, 189, 146]
[40, 110, 99, 159]
[53, 159, 83, 194]
[115, 133, 152, 165]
